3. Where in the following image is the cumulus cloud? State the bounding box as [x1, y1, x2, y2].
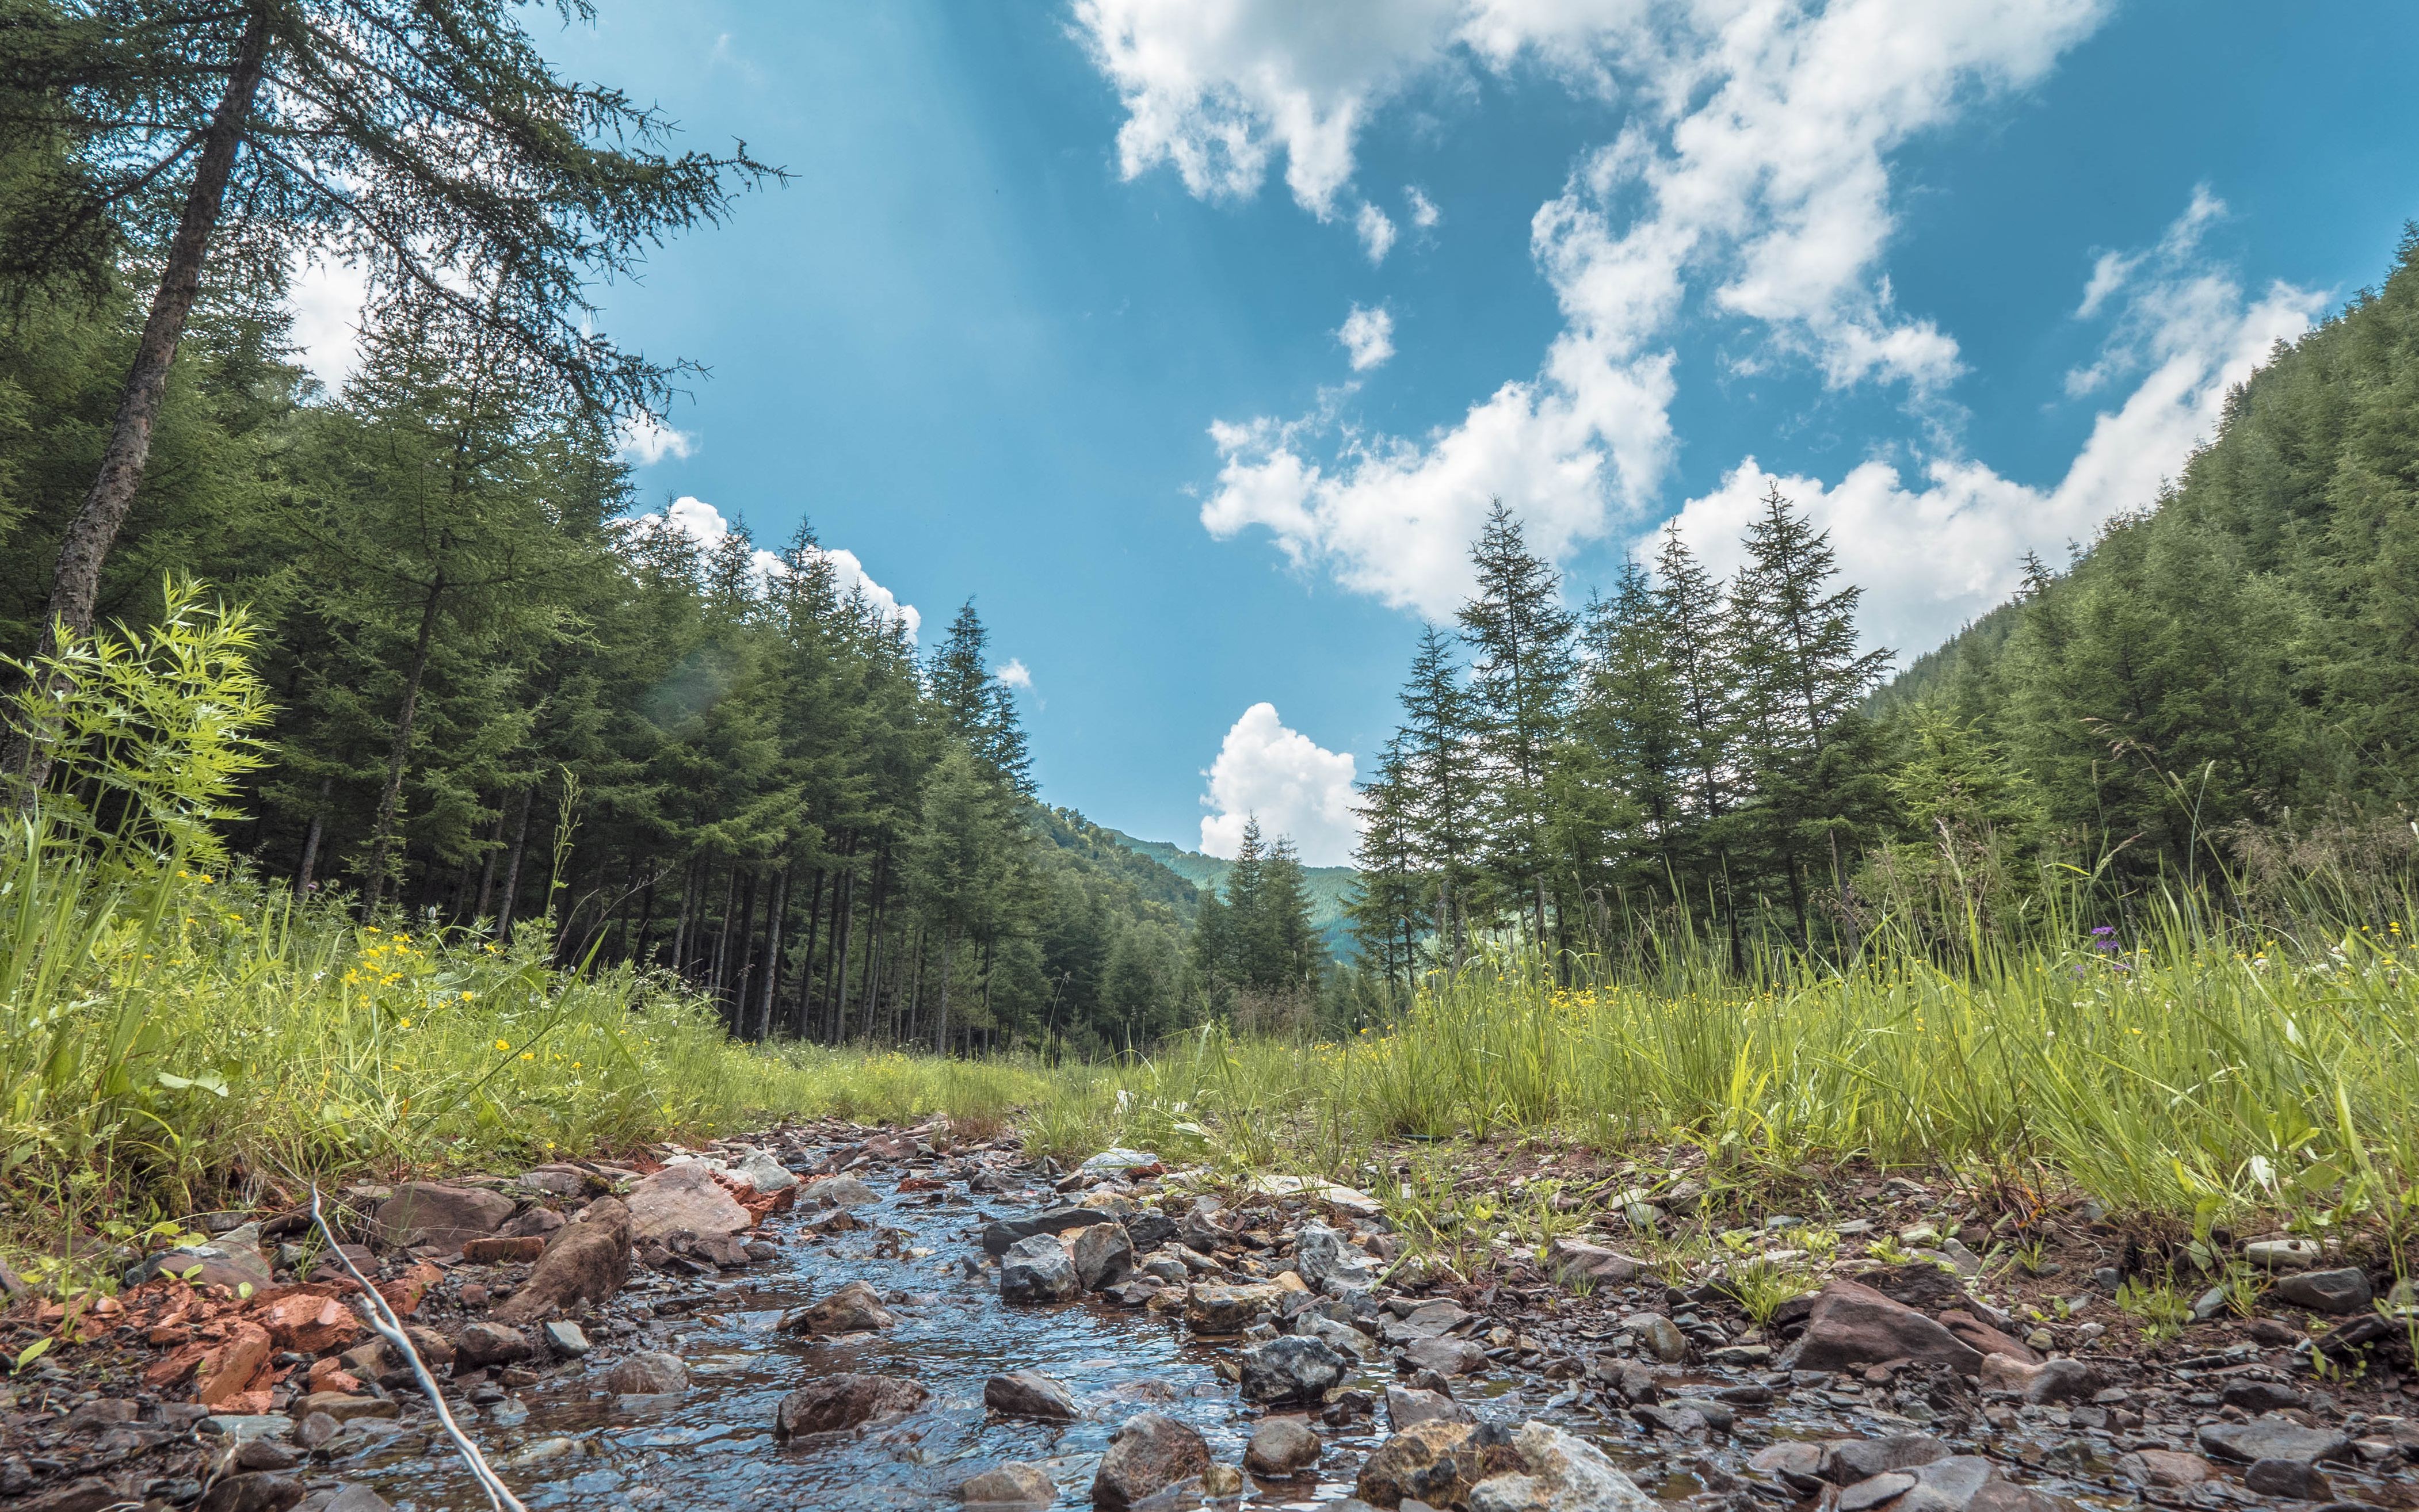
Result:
[615, 411, 698, 467]
[1095, 0, 2111, 616]
[1338, 304, 1396, 371]
[1356, 201, 1399, 262]
[1406, 184, 1441, 230]
[1199, 702, 1361, 866]
[630, 495, 922, 640]
[995, 658, 1033, 690]
[1663, 195, 2322, 654]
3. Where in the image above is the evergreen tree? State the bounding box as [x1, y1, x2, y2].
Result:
[1397, 624, 1481, 968]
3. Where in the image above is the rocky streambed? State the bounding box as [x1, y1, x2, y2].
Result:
[4, 1122, 2417, 1511]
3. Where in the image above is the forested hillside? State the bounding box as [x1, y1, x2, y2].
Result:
[1875, 230, 2419, 875]
[1102, 828, 1357, 954]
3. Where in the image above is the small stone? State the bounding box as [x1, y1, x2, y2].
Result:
[1000, 1234, 1081, 1303]
[1387, 1385, 1475, 1430]
[1241, 1335, 1349, 1403]
[602, 1351, 687, 1395]
[1184, 1281, 1288, 1334]
[960, 1461, 1055, 1506]
[293, 1411, 339, 1449]
[1246, 1417, 1322, 1476]
[1822, 1434, 1948, 1484]
[1465, 1421, 1657, 1512]
[1092, 1412, 1211, 1510]
[321, 1488, 394, 1512]
[452, 1321, 533, 1370]
[985, 1369, 1081, 1421]
[373, 1183, 516, 1248]
[1200, 1464, 1244, 1496]
[541, 1320, 589, 1357]
[1631, 1313, 1687, 1364]
[2244, 1457, 2332, 1500]
[199, 1472, 306, 1512]
[2245, 1238, 2323, 1270]
[1838, 1474, 1915, 1511]
[2197, 1418, 2351, 1465]
[2220, 1380, 2305, 1413]
[1781, 1280, 1983, 1374]
[2271, 1267, 2371, 1315]
[1071, 1223, 1136, 1290]
[2114, 1448, 2211, 1487]
[1295, 1221, 1379, 1293]
[1402, 1335, 1489, 1376]
[802, 1174, 880, 1207]
[724, 1146, 800, 1194]
[290, 1393, 398, 1423]
[789, 1278, 897, 1333]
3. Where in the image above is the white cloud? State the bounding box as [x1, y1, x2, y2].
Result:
[1663, 196, 2322, 654]
[1110, 0, 2111, 616]
[1356, 201, 1399, 262]
[287, 251, 369, 392]
[1406, 184, 1441, 230]
[1338, 304, 1396, 371]
[615, 411, 697, 467]
[1199, 702, 1361, 866]
[629, 495, 922, 641]
[995, 658, 1033, 690]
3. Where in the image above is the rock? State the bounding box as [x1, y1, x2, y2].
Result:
[2272, 1267, 2371, 1314]
[2244, 1458, 2331, 1500]
[196, 1320, 275, 1408]
[1241, 1335, 1349, 1403]
[1860, 1261, 1970, 1314]
[1001, 1234, 1081, 1303]
[1937, 1309, 2036, 1364]
[1750, 1442, 1826, 1495]
[1402, 1335, 1489, 1376]
[452, 1322, 533, 1370]
[2197, 1418, 2352, 1465]
[373, 1183, 516, 1248]
[1246, 1417, 1322, 1476]
[789, 1278, 896, 1334]
[981, 1205, 1098, 1255]
[461, 1236, 548, 1265]
[499, 1205, 563, 1242]
[517, 1164, 591, 1198]
[131, 1243, 274, 1293]
[985, 1369, 1082, 1421]
[960, 1461, 1056, 1506]
[1544, 1237, 1642, 1288]
[1387, 1385, 1476, 1430]
[1071, 1223, 1136, 1290]
[1780, 1279, 1984, 1374]
[1185, 1281, 1287, 1334]
[626, 1164, 753, 1241]
[319, 1490, 394, 1512]
[602, 1351, 688, 1394]
[1838, 1474, 1916, 1511]
[1630, 1313, 1687, 1364]
[1092, 1412, 1210, 1510]
[1295, 1221, 1378, 1293]
[290, 1393, 397, 1423]
[19, 1478, 128, 1512]
[724, 1146, 799, 1193]
[541, 1320, 589, 1357]
[2246, 1238, 2323, 1270]
[260, 1293, 364, 1355]
[773, 1374, 929, 1437]
[1822, 1434, 1949, 1484]
[199, 1473, 307, 1512]
[1201, 1464, 1243, 1496]
[802, 1174, 879, 1207]
[491, 1196, 631, 1323]
[1303, 1314, 1379, 1360]
[2220, 1380, 2306, 1412]
[1466, 1421, 1658, 1512]
[1356, 1421, 1517, 1510]
[2009, 1357, 2099, 1404]
[1178, 1196, 1228, 1251]
[2113, 1449, 2211, 1487]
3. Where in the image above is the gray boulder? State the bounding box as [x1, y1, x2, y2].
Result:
[1241, 1335, 1349, 1403]
[1000, 1234, 1079, 1303]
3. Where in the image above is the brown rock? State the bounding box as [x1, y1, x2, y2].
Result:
[1092, 1411, 1211, 1510]
[291, 1392, 399, 1423]
[603, 1351, 688, 1395]
[1245, 1416, 1322, 1476]
[1355, 1420, 1520, 1509]
[773, 1373, 929, 1437]
[198, 1472, 306, 1512]
[19, 1478, 127, 1512]
[194, 1320, 274, 1408]
[1546, 1237, 1642, 1287]
[1780, 1279, 1985, 1374]
[260, 1292, 364, 1356]
[1184, 1281, 1287, 1334]
[491, 1197, 630, 1323]
[625, 1163, 752, 1242]
[499, 1206, 565, 1240]
[787, 1278, 895, 1334]
[452, 1321, 533, 1370]
[2115, 1448, 2212, 1487]
[985, 1369, 1081, 1421]
[462, 1236, 548, 1265]
[373, 1183, 515, 1248]
[1859, 1261, 1968, 1314]
[1938, 1308, 2038, 1364]
[960, 1461, 1055, 1505]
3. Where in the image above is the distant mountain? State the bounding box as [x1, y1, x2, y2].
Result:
[1098, 827, 1360, 957]
[1032, 807, 1201, 919]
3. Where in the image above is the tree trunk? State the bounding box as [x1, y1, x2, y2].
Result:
[473, 797, 508, 917]
[755, 863, 789, 1041]
[933, 929, 954, 1054]
[495, 784, 536, 937]
[296, 775, 333, 895]
[828, 865, 857, 1043]
[7, 11, 272, 799]
[360, 572, 447, 914]
[792, 867, 826, 1037]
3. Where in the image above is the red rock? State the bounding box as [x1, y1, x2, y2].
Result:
[626, 1164, 751, 1242]
[373, 1183, 515, 1248]
[1938, 1308, 2038, 1364]
[1781, 1280, 1984, 1375]
[461, 1236, 548, 1265]
[261, 1293, 363, 1355]
[1094, 1411, 1212, 1510]
[194, 1320, 274, 1407]
[772, 1373, 928, 1436]
[491, 1197, 631, 1324]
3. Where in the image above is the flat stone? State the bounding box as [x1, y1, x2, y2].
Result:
[723, 1146, 799, 1194]
[1545, 1237, 1642, 1288]
[1402, 1335, 1489, 1376]
[625, 1164, 752, 1241]
[2244, 1457, 2332, 1500]
[130, 1243, 274, 1293]
[2245, 1238, 2323, 1270]
[1780, 1279, 1983, 1375]
[2114, 1448, 2211, 1486]
[789, 1278, 896, 1333]
[461, 1236, 547, 1265]
[373, 1183, 516, 1248]
[2197, 1418, 2351, 1465]
[1387, 1385, 1475, 1430]
[1822, 1434, 1948, 1484]
[541, 1320, 589, 1357]
[1185, 1281, 1287, 1334]
[802, 1174, 879, 1207]
[982, 1204, 1098, 1255]
[199, 1472, 306, 1512]
[1839, 1473, 1916, 1511]
[601, 1351, 687, 1394]
[290, 1393, 396, 1424]
[2271, 1267, 2371, 1314]
[200, 1414, 297, 1442]
[985, 1370, 1081, 1421]
[452, 1321, 533, 1370]
[1092, 1411, 1210, 1510]
[1465, 1421, 1657, 1512]
[1245, 1416, 1322, 1476]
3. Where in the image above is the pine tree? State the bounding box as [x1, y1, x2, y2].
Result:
[1348, 734, 1426, 1003]
[1457, 501, 1576, 961]
[1574, 560, 1688, 901]
[1397, 625, 1481, 968]
[1653, 522, 1745, 965]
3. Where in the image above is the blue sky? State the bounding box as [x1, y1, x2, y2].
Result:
[293, 1, 2419, 864]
